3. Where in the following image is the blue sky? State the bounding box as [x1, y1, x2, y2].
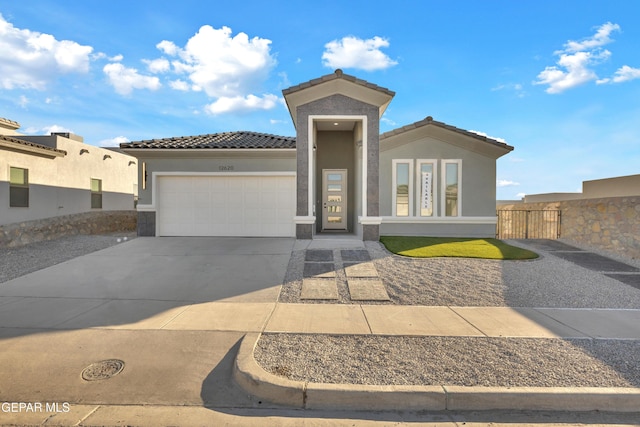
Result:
[1, 0, 639, 200]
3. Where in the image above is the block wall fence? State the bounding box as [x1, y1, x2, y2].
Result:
[499, 196, 640, 260]
[0, 211, 136, 247]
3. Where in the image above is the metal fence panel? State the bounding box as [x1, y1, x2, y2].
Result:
[496, 210, 561, 239]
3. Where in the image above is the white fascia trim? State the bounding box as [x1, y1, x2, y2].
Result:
[136, 204, 155, 212]
[309, 115, 368, 219]
[381, 216, 497, 224]
[359, 216, 382, 225]
[294, 216, 316, 224]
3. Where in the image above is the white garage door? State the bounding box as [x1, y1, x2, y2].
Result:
[157, 175, 295, 237]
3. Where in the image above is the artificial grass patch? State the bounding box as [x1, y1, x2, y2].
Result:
[380, 236, 539, 260]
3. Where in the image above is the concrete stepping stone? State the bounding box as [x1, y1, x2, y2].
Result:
[344, 262, 378, 278]
[341, 249, 370, 262]
[305, 250, 334, 262]
[348, 279, 390, 301]
[303, 262, 336, 278]
[301, 278, 338, 300]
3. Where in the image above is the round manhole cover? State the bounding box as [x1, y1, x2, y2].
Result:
[81, 359, 125, 381]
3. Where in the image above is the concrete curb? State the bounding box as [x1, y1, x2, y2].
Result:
[234, 333, 640, 412]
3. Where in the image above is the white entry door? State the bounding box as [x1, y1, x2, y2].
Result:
[322, 169, 347, 231]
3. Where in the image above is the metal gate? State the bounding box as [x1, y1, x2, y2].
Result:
[496, 210, 561, 239]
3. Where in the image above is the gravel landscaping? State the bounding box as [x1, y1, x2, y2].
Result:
[279, 240, 640, 308]
[0, 233, 136, 284]
[265, 238, 640, 387]
[255, 334, 640, 387]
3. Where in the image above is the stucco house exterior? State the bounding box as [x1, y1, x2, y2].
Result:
[1, 117, 137, 228]
[121, 70, 513, 240]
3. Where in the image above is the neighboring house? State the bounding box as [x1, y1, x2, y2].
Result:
[1, 118, 137, 227]
[121, 70, 513, 240]
[515, 174, 640, 204]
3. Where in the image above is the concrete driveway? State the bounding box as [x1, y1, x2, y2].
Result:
[0, 237, 294, 413]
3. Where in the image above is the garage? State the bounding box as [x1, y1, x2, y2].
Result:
[156, 174, 296, 237]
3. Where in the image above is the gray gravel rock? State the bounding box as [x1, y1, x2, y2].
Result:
[255, 334, 640, 388]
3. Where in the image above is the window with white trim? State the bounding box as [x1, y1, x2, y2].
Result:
[442, 160, 461, 217]
[392, 159, 413, 217]
[416, 159, 437, 217]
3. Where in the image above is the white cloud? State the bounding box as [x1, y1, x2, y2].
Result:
[491, 82, 526, 97]
[516, 192, 527, 199]
[103, 62, 161, 95]
[535, 51, 607, 94]
[18, 95, 29, 108]
[156, 40, 179, 56]
[533, 22, 636, 93]
[42, 124, 72, 134]
[157, 25, 276, 99]
[322, 36, 397, 71]
[144, 57, 170, 73]
[468, 130, 507, 144]
[381, 116, 397, 127]
[598, 65, 640, 84]
[204, 93, 279, 115]
[497, 179, 520, 187]
[0, 13, 93, 90]
[99, 136, 130, 147]
[561, 22, 620, 53]
[169, 79, 190, 91]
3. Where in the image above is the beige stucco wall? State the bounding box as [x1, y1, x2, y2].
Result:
[582, 174, 640, 199]
[1, 135, 137, 225]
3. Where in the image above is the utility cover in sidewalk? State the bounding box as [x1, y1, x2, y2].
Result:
[301, 278, 338, 300]
[81, 359, 125, 381]
[348, 279, 390, 301]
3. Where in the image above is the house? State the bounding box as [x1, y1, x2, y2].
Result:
[1, 118, 137, 228]
[121, 70, 513, 240]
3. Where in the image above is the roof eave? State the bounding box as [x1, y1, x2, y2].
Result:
[0, 137, 67, 158]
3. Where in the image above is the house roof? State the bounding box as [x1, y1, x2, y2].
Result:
[0, 134, 67, 157]
[0, 117, 20, 130]
[282, 69, 396, 126]
[380, 116, 514, 152]
[282, 69, 395, 97]
[120, 131, 296, 149]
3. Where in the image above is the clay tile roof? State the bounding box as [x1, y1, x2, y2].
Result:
[0, 117, 20, 129]
[121, 131, 296, 149]
[282, 69, 395, 97]
[0, 134, 67, 155]
[381, 116, 514, 151]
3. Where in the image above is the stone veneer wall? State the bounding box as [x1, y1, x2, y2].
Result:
[499, 196, 640, 260]
[0, 211, 137, 248]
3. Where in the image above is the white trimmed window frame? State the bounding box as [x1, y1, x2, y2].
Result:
[416, 159, 437, 217]
[392, 159, 413, 217]
[441, 159, 462, 217]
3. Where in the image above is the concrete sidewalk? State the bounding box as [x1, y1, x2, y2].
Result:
[234, 304, 640, 413]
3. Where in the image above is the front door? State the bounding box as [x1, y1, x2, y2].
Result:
[322, 169, 348, 231]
